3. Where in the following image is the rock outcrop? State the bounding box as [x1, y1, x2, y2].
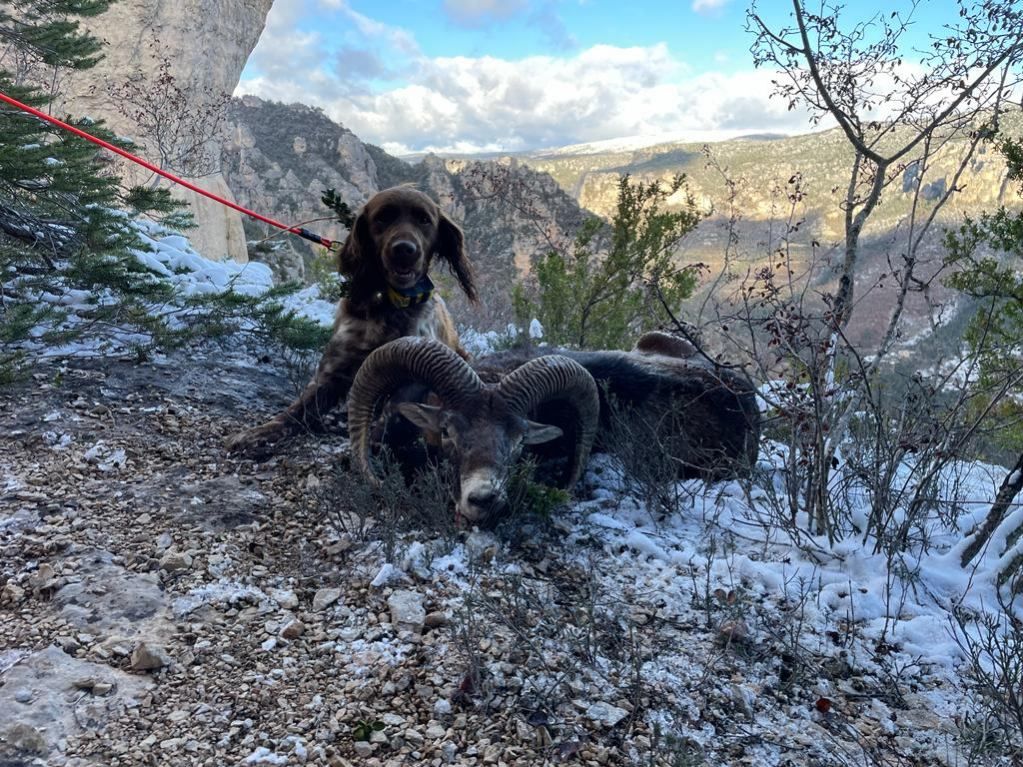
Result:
[60, 0, 276, 263]
[223, 96, 381, 282]
[222, 96, 589, 326]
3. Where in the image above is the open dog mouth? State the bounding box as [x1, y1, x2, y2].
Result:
[389, 267, 419, 286]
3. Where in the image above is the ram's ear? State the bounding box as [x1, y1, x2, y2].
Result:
[523, 420, 563, 445]
[396, 402, 444, 436]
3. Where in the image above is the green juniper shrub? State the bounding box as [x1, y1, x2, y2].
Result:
[513, 173, 703, 350]
[0, 2, 338, 381]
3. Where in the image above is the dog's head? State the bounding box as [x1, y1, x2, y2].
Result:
[338, 187, 478, 307]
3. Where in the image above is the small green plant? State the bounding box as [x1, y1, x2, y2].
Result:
[513, 174, 703, 350]
[350, 719, 385, 742]
[308, 251, 348, 304]
[504, 458, 571, 519]
[304, 188, 356, 303]
[321, 188, 356, 229]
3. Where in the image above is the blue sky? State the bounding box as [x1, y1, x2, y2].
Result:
[237, 0, 964, 154]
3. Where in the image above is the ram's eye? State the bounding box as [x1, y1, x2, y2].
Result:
[440, 426, 451, 440]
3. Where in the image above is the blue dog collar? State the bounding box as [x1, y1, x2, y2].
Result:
[387, 275, 435, 309]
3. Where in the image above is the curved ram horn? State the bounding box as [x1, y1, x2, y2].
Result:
[496, 355, 600, 490]
[347, 337, 484, 481]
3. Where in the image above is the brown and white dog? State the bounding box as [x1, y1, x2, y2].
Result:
[226, 186, 478, 456]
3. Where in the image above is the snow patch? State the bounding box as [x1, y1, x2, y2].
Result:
[172, 581, 268, 617]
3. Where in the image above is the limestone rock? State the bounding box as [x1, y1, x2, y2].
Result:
[60, 0, 276, 263]
[387, 590, 426, 633]
[2, 722, 47, 755]
[0, 646, 150, 760]
[312, 587, 341, 612]
[28, 563, 58, 593]
[424, 611, 449, 630]
[159, 550, 193, 572]
[270, 588, 300, 610]
[585, 701, 630, 727]
[1, 582, 25, 605]
[130, 642, 173, 672]
[223, 97, 378, 273]
[53, 552, 172, 641]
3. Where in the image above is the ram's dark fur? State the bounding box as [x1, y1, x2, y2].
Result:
[471, 346, 760, 481]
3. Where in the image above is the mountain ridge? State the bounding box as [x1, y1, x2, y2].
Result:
[221, 96, 1022, 350]
[221, 96, 588, 328]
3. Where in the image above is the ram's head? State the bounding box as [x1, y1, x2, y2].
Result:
[347, 338, 600, 522]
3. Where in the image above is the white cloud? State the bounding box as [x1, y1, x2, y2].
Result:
[692, 0, 730, 14]
[337, 4, 420, 56]
[239, 36, 819, 154]
[443, 0, 529, 27]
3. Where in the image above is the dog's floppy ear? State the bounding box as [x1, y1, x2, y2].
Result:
[338, 210, 382, 305]
[337, 210, 370, 275]
[436, 212, 478, 304]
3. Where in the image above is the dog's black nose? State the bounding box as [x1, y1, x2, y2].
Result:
[391, 240, 419, 264]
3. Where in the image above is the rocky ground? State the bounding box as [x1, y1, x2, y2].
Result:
[0, 350, 978, 766]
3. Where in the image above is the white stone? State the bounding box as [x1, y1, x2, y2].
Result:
[425, 722, 447, 739]
[159, 551, 193, 572]
[353, 741, 374, 758]
[0, 646, 150, 759]
[270, 588, 299, 610]
[585, 701, 629, 727]
[370, 563, 403, 588]
[387, 590, 426, 633]
[129, 642, 172, 672]
[311, 588, 341, 612]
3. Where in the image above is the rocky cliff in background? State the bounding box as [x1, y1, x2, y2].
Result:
[62, 0, 276, 263]
[222, 97, 376, 283]
[222, 96, 588, 327]
[506, 118, 1021, 348]
[223, 92, 1022, 346]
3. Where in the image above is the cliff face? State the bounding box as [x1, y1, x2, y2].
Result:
[221, 96, 588, 327]
[62, 0, 276, 263]
[511, 118, 1021, 348]
[523, 124, 1016, 236]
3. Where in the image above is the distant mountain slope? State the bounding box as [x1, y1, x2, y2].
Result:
[495, 114, 1022, 349]
[518, 120, 1017, 229]
[222, 96, 587, 327]
[222, 96, 1021, 350]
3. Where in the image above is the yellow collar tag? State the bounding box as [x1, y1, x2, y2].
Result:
[387, 276, 434, 309]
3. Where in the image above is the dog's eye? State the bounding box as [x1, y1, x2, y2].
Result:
[374, 206, 397, 226]
[418, 212, 432, 226]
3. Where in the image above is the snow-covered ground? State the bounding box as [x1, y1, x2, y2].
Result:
[5, 222, 1021, 764]
[47, 222, 1023, 620]
[7, 217, 337, 359]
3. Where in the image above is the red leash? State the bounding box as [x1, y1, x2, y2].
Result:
[0, 90, 340, 251]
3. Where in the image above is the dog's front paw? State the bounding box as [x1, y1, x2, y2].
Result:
[225, 422, 287, 459]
